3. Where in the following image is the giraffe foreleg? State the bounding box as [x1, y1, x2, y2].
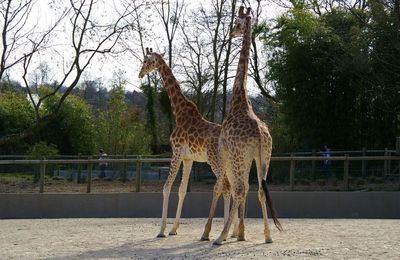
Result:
[169, 159, 193, 235]
[157, 154, 182, 238]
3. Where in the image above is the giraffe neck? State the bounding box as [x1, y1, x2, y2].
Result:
[156, 56, 202, 121]
[229, 18, 253, 114]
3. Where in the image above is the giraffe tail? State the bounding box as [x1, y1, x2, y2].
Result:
[261, 179, 283, 232]
[259, 128, 283, 232]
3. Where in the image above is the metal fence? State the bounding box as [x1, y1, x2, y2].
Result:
[1, 152, 399, 193]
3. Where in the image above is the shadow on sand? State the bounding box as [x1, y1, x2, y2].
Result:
[43, 235, 271, 259]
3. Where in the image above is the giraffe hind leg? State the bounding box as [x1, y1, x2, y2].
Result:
[201, 176, 224, 240]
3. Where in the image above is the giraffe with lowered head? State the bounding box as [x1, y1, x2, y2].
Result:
[213, 6, 283, 245]
[138, 48, 231, 239]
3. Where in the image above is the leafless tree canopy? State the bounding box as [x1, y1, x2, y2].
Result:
[0, 0, 279, 145]
[0, 0, 144, 145]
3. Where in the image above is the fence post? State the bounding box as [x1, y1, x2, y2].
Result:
[344, 154, 349, 191]
[39, 157, 46, 193]
[383, 148, 388, 176]
[122, 154, 127, 183]
[311, 149, 316, 179]
[290, 154, 295, 191]
[361, 148, 366, 177]
[396, 137, 400, 155]
[136, 156, 142, 192]
[397, 137, 400, 190]
[86, 157, 92, 193]
[77, 153, 82, 184]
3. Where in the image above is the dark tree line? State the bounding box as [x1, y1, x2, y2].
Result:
[263, 0, 399, 151]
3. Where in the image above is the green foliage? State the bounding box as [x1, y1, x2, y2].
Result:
[143, 83, 157, 150]
[365, 0, 400, 147]
[97, 84, 151, 155]
[0, 91, 35, 154]
[27, 141, 59, 159]
[40, 87, 97, 155]
[263, 5, 399, 150]
[159, 86, 173, 136]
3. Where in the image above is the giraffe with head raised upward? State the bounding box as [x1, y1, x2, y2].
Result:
[138, 48, 231, 239]
[213, 6, 282, 245]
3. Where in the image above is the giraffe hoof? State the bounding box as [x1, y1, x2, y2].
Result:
[157, 233, 166, 238]
[237, 236, 246, 241]
[169, 231, 177, 236]
[231, 234, 238, 238]
[265, 237, 273, 243]
[200, 236, 210, 241]
[212, 240, 223, 246]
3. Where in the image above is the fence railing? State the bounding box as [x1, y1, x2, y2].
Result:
[1, 155, 399, 193]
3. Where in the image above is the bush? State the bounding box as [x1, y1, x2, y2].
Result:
[0, 90, 35, 154]
[316, 179, 326, 185]
[51, 176, 66, 181]
[355, 178, 366, 185]
[27, 142, 59, 159]
[27, 142, 59, 182]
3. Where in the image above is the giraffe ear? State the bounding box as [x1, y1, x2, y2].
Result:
[246, 7, 251, 16]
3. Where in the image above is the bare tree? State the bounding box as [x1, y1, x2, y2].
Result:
[126, 0, 161, 151]
[0, 0, 142, 145]
[152, 0, 186, 133]
[0, 0, 66, 81]
[178, 15, 213, 114]
[220, 0, 238, 119]
[248, 0, 279, 103]
[196, 0, 237, 122]
[152, 0, 185, 68]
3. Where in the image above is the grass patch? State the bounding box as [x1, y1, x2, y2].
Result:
[0, 173, 34, 182]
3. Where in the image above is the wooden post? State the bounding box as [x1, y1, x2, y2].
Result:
[290, 154, 295, 191]
[136, 157, 142, 192]
[39, 157, 46, 193]
[383, 148, 388, 176]
[396, 137, 400, 155]
[388, 150, 392, 175]
[361, 148, 366, 177]
[397, 137, 400, 190]
[122, 154, 127, 183]
[311, 149, 316, 179]
[344, 154, 349, 191]
[77, 153, 82, 184]
[86, 157, 92, 193]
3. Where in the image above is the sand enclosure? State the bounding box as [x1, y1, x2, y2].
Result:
[1, 218, 399, 259]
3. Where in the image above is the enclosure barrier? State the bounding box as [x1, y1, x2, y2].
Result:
[0, 155, 399, 193]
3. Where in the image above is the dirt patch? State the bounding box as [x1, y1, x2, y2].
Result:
[1, 218, 399, 259]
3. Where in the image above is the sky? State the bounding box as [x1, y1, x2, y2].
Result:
[6, 0, 285, 93]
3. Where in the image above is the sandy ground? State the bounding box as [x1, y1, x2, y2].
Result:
[1, 218, 399, 260]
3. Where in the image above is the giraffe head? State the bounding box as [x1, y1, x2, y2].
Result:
[230, 6, 252, 39]
[138, 48, 164, 79]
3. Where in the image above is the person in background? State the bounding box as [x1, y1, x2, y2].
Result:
[322, 145, 332, 177]
[99, 149, 107, 179]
